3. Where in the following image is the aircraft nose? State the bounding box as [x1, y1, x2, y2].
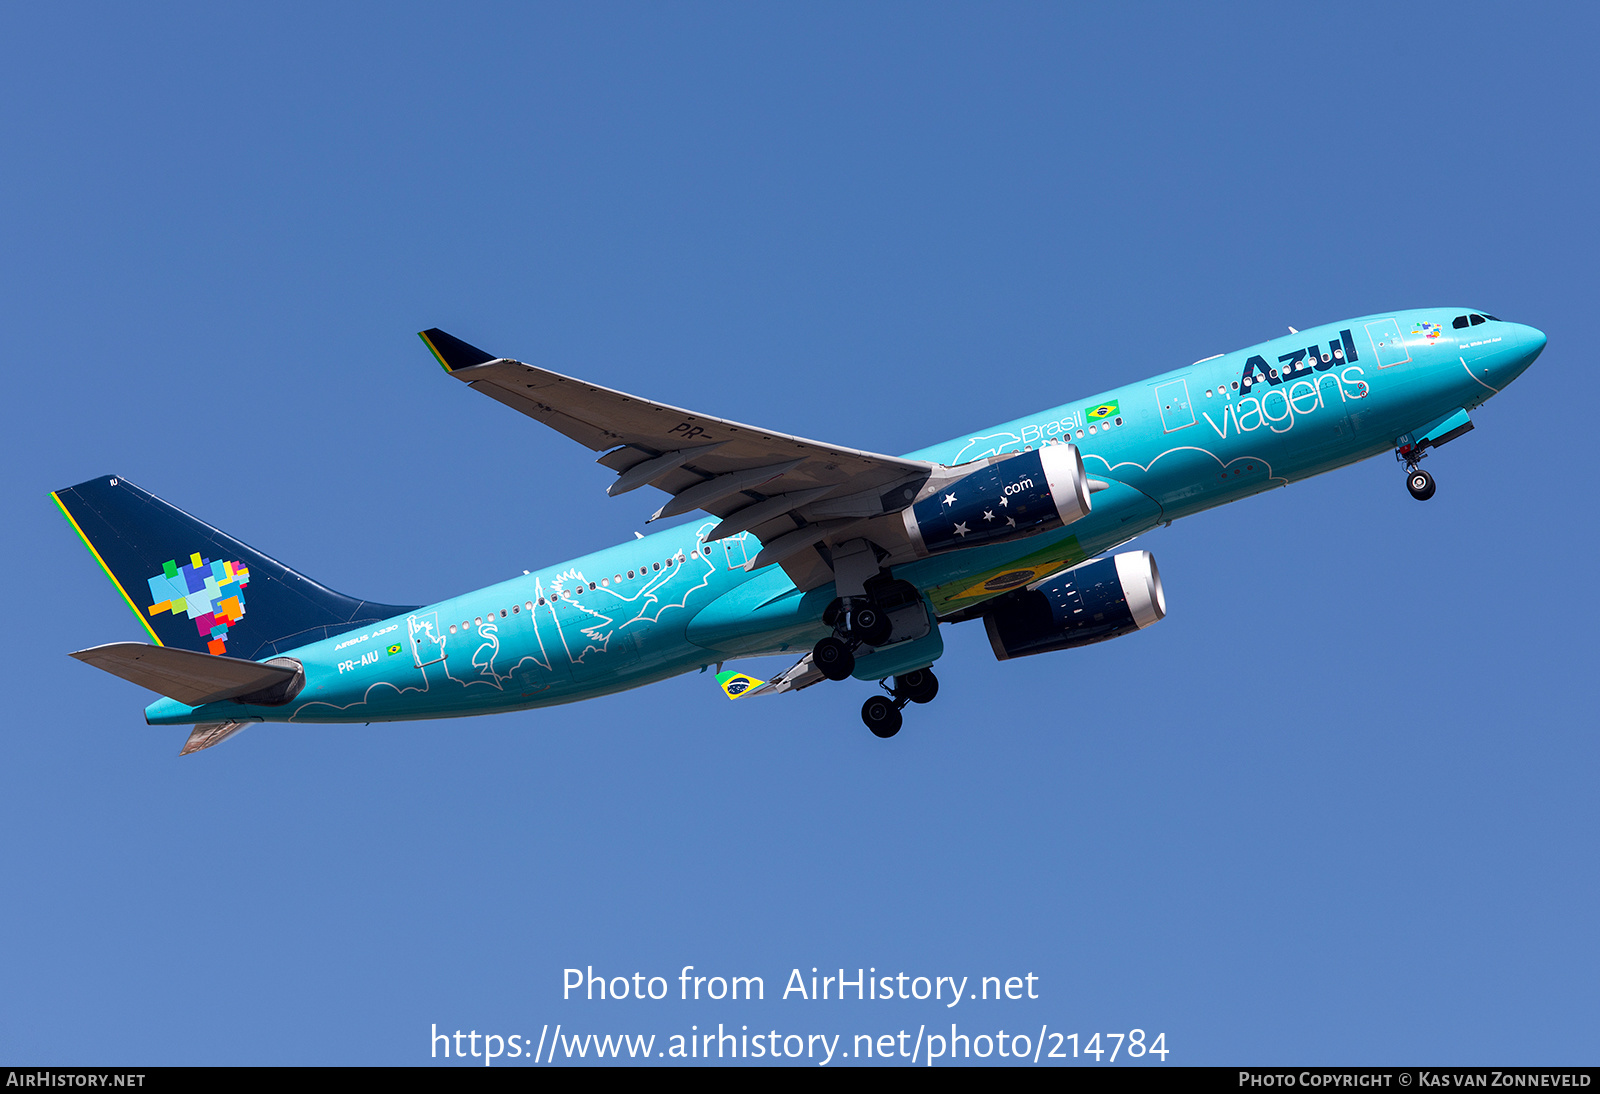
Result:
[1482, 322, 1546, 391]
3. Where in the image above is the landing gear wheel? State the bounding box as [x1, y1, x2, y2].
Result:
[862, 695, 902, 738]
[1407, 468, 1436, 501]
[851, 606, 893, 647]
[813, 636, 855, 681]
[895, 669, 939, 705]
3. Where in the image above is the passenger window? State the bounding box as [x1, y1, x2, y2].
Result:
[1453, 316, 1470, 329]
[1470, 314, 1486, 325]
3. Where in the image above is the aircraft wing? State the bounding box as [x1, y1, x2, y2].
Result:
[421, 329, 935, 589]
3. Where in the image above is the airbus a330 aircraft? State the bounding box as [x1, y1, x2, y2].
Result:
[55, 310, 1545, 752]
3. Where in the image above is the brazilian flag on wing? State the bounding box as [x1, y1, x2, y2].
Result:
[716, 670, 765, 699]
[1087, 400, 1119, 420]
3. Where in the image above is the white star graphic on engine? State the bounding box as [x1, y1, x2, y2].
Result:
[942, 493, 957, 507]
[982, 509, 995, 522]
[953, 522, 970, 537]
[999, 495, 1009, 507]
[1006, 516, 1016, 527]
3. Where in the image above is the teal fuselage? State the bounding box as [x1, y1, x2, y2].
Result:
[147, 310, 1545, 726]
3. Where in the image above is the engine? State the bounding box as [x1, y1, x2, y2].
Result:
[903, 444, 1091, 555]
[983, 551, 1165, 660]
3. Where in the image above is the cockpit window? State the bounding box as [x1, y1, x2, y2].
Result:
[1470, 314, 1486, 325]
[1483, 314, 1500, 321]
[1452, 315, 1470, 329]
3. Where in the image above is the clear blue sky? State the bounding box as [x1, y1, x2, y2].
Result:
[3, 2, 1596, 1066]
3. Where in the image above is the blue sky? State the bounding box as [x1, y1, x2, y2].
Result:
[3, 3, 1596, 1065]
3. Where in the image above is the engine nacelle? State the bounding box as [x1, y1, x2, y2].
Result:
[983, 551, 1165, 660]
[903, 444, 1091, 555]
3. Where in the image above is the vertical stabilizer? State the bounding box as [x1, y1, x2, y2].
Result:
[52, 475, 417, 659]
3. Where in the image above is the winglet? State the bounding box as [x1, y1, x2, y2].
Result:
[418, 328, 497, 373]
[716, 670, 765, 699]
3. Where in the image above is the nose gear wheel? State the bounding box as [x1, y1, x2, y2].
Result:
[1407, 468, 1436, 501]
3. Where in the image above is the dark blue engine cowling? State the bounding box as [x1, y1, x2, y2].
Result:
[904, 444, 1091, 555]
[983, 551, 1166, 660]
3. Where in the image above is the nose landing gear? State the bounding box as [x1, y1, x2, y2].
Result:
[858, 669, 941, 738]
[1396, 441, 1438, 501]
[1406, 468, 1436, 501]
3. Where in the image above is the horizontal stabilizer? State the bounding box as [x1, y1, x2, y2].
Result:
[70, 642, 300, 707]
[180, 721, 252, 756]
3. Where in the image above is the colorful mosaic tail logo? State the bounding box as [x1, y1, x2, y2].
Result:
[146, 553, 251, 655]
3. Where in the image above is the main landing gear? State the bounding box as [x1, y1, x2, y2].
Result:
[809, 542, 943, 738]
[860, 670, 941, 738]
[812, 597, 893, 682]
[811, 599, 942, 738]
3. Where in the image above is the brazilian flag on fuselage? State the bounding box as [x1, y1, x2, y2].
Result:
[1087, 400, 1119, 420]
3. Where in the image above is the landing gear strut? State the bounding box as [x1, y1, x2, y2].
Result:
[859, 669, 940, 738]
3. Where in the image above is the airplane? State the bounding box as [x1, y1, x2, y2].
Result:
[53, 309, 1545, 753]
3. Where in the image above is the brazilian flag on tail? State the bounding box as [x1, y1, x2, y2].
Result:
[716, 670, 765, 699]
[1087, 400, 1119, 420]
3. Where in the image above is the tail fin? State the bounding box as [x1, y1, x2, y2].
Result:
[51, 475, 418, 659]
